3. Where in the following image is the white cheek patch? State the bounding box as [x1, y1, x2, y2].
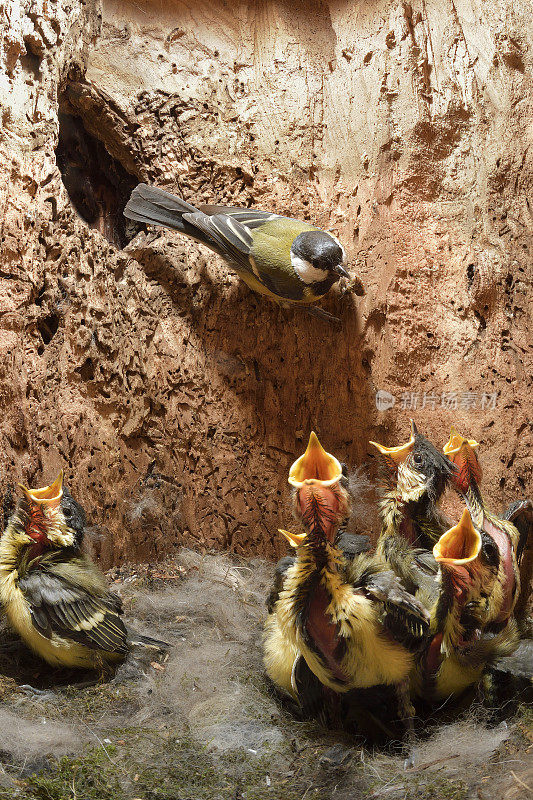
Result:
[290, 253, 329, 284]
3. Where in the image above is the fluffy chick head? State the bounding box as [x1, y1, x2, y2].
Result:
[17, 472, 83, 548]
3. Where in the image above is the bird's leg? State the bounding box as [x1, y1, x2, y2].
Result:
[299, 305, 341, 324]
[396, 678, 416, 769]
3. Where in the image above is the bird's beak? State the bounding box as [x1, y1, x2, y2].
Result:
[335, 264, 350, 279]
[443, 427, 479, 457]
[279, 529, 307, 548]
[18, 471, 64, 511]
[369, 425, 416, 465]
[433, 508, 481, 566]
[288, 432, 343, 488]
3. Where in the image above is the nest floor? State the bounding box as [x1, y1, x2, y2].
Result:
[0, 550, 531, 800]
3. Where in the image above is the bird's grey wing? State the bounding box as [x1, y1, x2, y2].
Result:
[335, 531, 372, 559]
[410, 549, 440, 608]
[18, 570, 128, 655]
[198, 205, 282, 230]
[412, 548, 439, 575]
[182, 211, 255, 275]
[362, 569, 430, 650]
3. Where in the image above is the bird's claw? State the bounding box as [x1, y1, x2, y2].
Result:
[301, 305, 341, 324]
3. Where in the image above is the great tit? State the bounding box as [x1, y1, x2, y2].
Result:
[370, 421, 456, 592]
[0, 472, 167, 670]
[263, 433, 429, 739]
[417, 508, 519, 702]
[443, 429, 528, 632]
[123, 184, 350, 319]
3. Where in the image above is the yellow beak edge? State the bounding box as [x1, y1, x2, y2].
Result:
[18, 471, 64, 510]
[279, 529, 307, 548]
[369, 420, 417, 464]
[443, 427, 479, 457]
[288, 431, 343, 488]
[433, 508, 481, 565]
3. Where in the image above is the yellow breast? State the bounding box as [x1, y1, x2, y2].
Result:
[0, 571, 119, 669]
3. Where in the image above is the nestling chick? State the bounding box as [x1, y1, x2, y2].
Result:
[443, 429, 526, 631]
[0, 473, 167, 670]
[371, 421, 455, 591]
[418, 508, 518, 702]
[264, 433, 429, 725]
[124, 184, 350, 320]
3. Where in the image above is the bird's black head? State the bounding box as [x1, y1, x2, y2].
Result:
[61, 486, 87, 548]
[290, 230, 349, 285]
[406, 429, 457, 506]
[372, 421, 456, 506]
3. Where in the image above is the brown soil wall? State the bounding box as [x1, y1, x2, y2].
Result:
[0, 0, 531, 565]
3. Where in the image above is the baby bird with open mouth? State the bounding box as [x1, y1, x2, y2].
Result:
[370, 421, 455, 592]
[418, 507, 518, 703]
[264, 433, 429, 736]
[443, 429, 531, 633]
[0, 472, 167, 670]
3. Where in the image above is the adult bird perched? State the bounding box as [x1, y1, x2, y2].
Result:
[419, 508, 518, 702]
[370, 421, 455, 591]
[443, 429, 530, 632]
[264, 433, 429, 735]
[0, 473, 167, 670]
[124, 184, 350, 320]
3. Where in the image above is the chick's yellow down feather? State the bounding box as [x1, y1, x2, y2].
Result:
[0, 478, 167, 670]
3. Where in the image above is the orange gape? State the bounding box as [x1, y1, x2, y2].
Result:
[27, 505, 48, 544]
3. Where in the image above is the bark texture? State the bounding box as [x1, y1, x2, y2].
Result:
[0, 0, 531, 564]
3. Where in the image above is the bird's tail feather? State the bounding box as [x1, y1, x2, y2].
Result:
[124, 184, 198, 232]
[127, 628, 171, 651]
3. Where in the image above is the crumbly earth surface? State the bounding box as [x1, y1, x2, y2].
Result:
[0, 550, 531, 800]
[0, 0, 531, 566]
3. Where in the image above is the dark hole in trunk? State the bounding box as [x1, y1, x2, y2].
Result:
[38, 312, 60, 344]
[55, 112, 142, 248]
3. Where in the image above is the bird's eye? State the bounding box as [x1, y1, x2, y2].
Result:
[63, 508, 72, 519]
[413, 453, 422, 465]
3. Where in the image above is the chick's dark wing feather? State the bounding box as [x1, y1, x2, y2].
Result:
[18, 571, 128, 654]
[412, 549, 439, 575]
[335, 531, 372, 558]
[361, 569, 430, 649]
[292, 655, 332, 725]
[198, 206, 281, 230]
